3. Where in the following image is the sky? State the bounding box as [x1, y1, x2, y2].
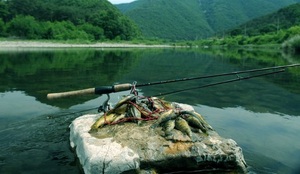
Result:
[108, 0, 136, 4]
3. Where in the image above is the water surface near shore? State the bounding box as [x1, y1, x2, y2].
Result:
[0, 47, 299, 173]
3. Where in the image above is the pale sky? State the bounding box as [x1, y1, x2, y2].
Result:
[108, 0, 136, 4]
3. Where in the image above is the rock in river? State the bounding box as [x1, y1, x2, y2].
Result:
[69, 103, 247, 173]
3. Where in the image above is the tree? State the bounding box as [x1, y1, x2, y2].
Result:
[7, 15, 42, 39]
[0, 18, 5, 36]
[0, 1, 9, 21]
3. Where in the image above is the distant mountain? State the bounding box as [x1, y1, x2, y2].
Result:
[228, 3, 300, 36]
[116, 0, 300, 40]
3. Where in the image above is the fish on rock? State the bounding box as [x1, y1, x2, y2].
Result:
[150, 109, 177, 128]
[163, 119, 175, 136]
[175, 117, 192, 138]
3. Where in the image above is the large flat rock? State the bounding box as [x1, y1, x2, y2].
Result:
[69, 104, 247, 173]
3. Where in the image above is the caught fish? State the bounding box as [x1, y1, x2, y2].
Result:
[90, 113, 119, 131]
[135, 101, 155, 118]
[113, 103, 128, 114]
[111, 95, 135, 110]
[175, 117, 192, 138]
[111, 113, 126, 124]
[179, 110, 212, 130]
[155, 98, 173, 109]
[152, 99, 165, 111]
[185, 115, 207, 134]
[163, 119, 175, 136]
[105, 95, 135, 115]
[128, 104, 142, 125]
[150, 109, 177, 128]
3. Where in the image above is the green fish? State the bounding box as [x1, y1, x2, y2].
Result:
[175, 117, 192, 138]
[185, 115, 207, 133]
[150, 109, 177, 128]
[128, 104, 142, 125]
[163, 119, 175, 135]
[90, 113, 119, 131]
[180, 110, 212, 130]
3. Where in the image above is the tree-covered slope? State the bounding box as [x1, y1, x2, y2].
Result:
[228, 3, 300, 36]
[0, 0, 141, 40]
[117, 0, 300, 40]
[123, 0, 213, 40]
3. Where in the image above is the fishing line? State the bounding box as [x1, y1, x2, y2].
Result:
[152, 69, 285, 97]
[136, 64, 299, 88]
[47, 107, 99, 118]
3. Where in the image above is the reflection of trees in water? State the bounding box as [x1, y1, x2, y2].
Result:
[1, 48, 299, 115]
[123, 49, 300, 116]
[197, 48, 300, 93]
[0, 49, 141, 108]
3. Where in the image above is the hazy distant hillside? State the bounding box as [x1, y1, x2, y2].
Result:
[117, 0, 300, 40]
[229, 3, 300, 36]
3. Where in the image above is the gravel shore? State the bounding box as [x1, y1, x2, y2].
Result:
[0, 40, 174, 49]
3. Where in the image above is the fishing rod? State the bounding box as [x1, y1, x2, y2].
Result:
[154, 68, 285, 97]
[46, 69, 286, 117]
[47, 64, 299, 99]
[137, 63, 299, 87]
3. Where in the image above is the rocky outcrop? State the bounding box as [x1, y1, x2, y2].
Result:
[69, 104, 247, 173]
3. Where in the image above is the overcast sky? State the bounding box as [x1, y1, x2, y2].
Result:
[108, 0, 136, 4]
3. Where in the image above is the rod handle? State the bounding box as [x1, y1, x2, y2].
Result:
[47, 88, 95, 99]
[47, 83, 132, 99]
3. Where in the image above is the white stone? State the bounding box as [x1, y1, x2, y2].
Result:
[69, 114, 140, 174]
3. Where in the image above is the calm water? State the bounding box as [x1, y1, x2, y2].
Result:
[0, 47, 299, 174]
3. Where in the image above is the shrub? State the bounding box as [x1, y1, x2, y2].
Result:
[7, 15, 42, 39]
[0, 18, 5, 36]
[282, 35, 300, 54]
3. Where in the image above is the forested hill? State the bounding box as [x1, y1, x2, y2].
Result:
[117, 0, 300, 40]
[229, 3, 300, 37]
[0, 0, 140, 40]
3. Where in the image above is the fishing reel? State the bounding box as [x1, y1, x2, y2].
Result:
[97, 81, 139, 113]
[97, 94, 111, 113]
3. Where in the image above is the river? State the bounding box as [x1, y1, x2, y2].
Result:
[0, 47, 299, 173]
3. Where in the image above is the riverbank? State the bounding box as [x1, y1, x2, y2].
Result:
[0, 40, 176, 49]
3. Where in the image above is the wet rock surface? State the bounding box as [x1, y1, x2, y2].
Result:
[69, 104, 247, 174]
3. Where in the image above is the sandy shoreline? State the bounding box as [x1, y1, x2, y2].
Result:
[0, 40, 175, 49]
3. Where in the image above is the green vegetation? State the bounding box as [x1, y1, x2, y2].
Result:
[0, 0, 141, 41]
[195, 26, 300, 47]
[228, 3, 300, 37]
[117, 0, 300, 40]
[282, 35, 300, 54]
[192, 3, 300, 55]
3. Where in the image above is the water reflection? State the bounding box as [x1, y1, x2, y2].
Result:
[0, 48, 141, 108]
[198, 104, 300, 174]
[0, 48, 299, 173]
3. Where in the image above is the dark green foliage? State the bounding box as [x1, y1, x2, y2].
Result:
[0, 1, 9, 21]
[0, 18, 5, 36]
[228, 3, 300, 37]
[7, 15, 42, 39]
[282, 33, 300, 54]
[0, 0, 141, 40]
[196, 3, 300, 48]
[117, 0, 300, 40]
[195, 25, 300, 48]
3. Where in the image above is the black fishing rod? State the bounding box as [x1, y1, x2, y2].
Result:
[137, 63, 299, 87]
[154, 68, 286, 97]
[47, 64, 299, 99]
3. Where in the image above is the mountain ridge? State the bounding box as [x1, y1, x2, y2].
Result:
[228, 3, 300, 37]
[117, 0, 300, 40]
